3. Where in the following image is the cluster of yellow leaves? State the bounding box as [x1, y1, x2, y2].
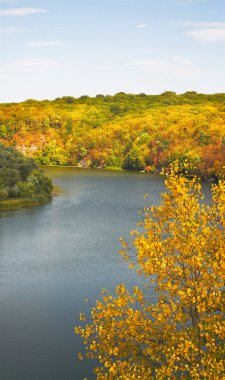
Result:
[75, 163, 225, 379]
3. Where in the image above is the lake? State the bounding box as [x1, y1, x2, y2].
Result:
[0, 167, 210, 379]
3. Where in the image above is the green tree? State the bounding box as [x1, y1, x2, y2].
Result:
[123, 146, 145, 171]
[0, 144, 53, 202]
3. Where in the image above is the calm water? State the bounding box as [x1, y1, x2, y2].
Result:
[0, 168, 210, 379]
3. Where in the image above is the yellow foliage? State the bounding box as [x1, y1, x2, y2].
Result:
[1, 94, 225, 178]
[76, 163, 225, 379]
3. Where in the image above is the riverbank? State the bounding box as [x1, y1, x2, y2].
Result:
[0, 194, 51, 211]
[0, 185, 62, 211]
[41, 163, 125, 171]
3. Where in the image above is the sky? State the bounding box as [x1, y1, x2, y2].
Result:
[0, 0, 225, 102]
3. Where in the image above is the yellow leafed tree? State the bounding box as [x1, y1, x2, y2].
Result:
[75, 163, 225, 379]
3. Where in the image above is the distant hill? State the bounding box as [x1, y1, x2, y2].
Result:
[0, 92, 225, 179]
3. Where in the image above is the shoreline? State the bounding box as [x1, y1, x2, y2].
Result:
[0, 185, 61, 212]
[0, 194, 52, 211]
[41, 164, 157, 175]
[41, 164, 125, 171]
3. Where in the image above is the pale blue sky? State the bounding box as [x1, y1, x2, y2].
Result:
[0, 0, 225, 102]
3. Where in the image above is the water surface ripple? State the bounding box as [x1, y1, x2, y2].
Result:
[1, 167, 199, 379]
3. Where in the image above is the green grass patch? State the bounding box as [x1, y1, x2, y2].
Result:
[0, 194, 51, 211]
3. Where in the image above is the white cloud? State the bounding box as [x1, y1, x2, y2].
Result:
[137, 23, 147, 29]
[1, 58, 61, 73]
[0, 26, 24, 32]
[172, 20, 225, 42]
[186, 28, 225, 41]
[28, 40, 64, 48]
[172, 21, 225, 28]
[171, 55, 192, 65]
[0, 7, 46, 16]
[128, 56, 217, 77]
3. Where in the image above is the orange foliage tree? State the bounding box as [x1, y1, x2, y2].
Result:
[76, 163, 225, 379]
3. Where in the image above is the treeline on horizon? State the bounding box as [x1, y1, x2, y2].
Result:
[0, 91, 225, 179]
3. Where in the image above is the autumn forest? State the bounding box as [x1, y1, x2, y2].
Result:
[1, 91, 225, 180]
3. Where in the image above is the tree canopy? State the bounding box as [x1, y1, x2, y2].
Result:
[0, 144, 53, 202]
[76, 163, 225, 379]
[0, 92, 225, 179]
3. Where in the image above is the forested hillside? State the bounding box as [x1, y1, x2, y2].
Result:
[1, 92, 225, 179]
[0, 144, 53, 208]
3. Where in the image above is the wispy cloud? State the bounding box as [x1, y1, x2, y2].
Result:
[0, 1, 18, 3]
[186, 28, 225, 41]
[2, 58, 61, 73]
[172, 21, 225, 28]
[128, 56, 217, 77]
[0, 26, 25, 32]
[177, 0, 219, 3]
[28, 40, 65, 48]
[137, 23, 147, 29]
[172, 19, 225, 42]
[0, 8, 46, 16]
